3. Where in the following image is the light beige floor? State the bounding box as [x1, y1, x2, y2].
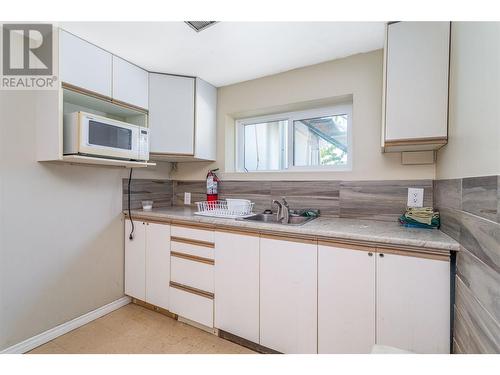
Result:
[28, 303, 255, 354]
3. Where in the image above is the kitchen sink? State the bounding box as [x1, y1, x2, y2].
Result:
[239, 213, 316, 226]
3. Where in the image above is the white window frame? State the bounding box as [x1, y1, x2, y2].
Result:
[235, 103, 353, 172]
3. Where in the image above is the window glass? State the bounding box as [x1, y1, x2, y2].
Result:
[243, 120, 287, 171]
[293, 114, 348, 166]
[237, 104, 351, 172]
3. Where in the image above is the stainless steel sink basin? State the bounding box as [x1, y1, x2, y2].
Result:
[239, 213, 316, 226]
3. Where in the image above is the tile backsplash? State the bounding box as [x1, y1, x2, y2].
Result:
[339, 180, 432, 221]
[122, 179, 173, 210]
[434, 175, 500, 353]
[125, 178, 434, 222]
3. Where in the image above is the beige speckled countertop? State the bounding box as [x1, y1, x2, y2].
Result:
[124, 207, 459, 254]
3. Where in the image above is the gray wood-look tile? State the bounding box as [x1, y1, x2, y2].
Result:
[456, 247, 500, 324]
[172, 181, 206, 206]
[459, 210, 500, 274]
[219, 181, 272, 213]
[219, 181, 272, 196]
[270, 181, 340, 217]
[122, 179, 173, 210]
[438, 207, 462, 242]
[462, 176, 498, 222]
[434, 179, 462, 210]
[339, 180, 433, 222]
[454, 277, 500, 353]
[454, 306, 482, 354]
[452, 338, 463, 354]
[497, 176, 500, 223]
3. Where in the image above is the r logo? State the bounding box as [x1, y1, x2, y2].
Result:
[2, 24, 53, 75]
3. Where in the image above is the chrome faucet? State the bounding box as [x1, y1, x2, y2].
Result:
[272, 197, 290, 224]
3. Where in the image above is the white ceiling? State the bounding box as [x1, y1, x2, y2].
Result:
[60, 22, 385, 87]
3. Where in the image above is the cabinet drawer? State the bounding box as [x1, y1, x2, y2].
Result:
[169, 285, 214, 327]
[171, 256, 214, 293]
[171, 238, 214, 260]
[171, 225, 215, 244]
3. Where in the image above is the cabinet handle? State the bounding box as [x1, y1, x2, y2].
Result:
[379, 253, 384, 258]
[368, 252, 373, 256]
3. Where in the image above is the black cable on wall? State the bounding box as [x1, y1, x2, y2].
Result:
[128, 168, 134, 240]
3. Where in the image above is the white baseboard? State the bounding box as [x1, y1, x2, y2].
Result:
[1, 296, 131, 354]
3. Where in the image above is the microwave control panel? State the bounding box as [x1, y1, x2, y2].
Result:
[139, 128, 150, 161]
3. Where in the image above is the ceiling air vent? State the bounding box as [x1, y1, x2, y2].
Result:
[185, 21, 218, 32]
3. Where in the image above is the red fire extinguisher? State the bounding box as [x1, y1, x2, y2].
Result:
[206, 168, 220, 202]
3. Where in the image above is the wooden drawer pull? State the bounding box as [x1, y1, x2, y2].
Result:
[171, 236, 215, 248]
[169, 281, 214, 300]
[171, 251, 214, 265]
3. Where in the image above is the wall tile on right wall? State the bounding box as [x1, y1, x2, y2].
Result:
[434, 175, 500, 353]
[462, 176, 498, 222]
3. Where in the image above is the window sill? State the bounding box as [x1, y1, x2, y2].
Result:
[222, 168, 353, 180]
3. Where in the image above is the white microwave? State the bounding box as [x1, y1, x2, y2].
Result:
[63, 111, 149, 161]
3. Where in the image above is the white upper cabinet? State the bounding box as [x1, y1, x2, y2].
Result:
[59, 30, 113, 97]
[112, 56, 149, 110]
[214, 231, 260, 344]
[149, 73, 195, 155]
[260, 236, 317, 354]
[149, 74, 217, 160]
[383, 22, 450, 152]
[376, 252, 450, 353]
[194, 78, 217, 161]
[318, 244, 376, 354]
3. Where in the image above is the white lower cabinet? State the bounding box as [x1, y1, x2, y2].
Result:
[168, 225, 215, 328]
[169, 286, 214, 328]
[260, 236, 317, 354]
[376, 252, 450, 353]
[214, 231, 260, 343]
[318, 244, 376, 354]
[124, 220, 170, 309]
[125, 220, 146, 301]
[171, 256, 214, 293]
[144, 223, 171, 310]
[126, 221, 451, 354]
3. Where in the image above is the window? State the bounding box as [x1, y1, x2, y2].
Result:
[236, 104, 352, 172]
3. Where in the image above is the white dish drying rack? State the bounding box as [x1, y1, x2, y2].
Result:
[194, 200, 255, 219]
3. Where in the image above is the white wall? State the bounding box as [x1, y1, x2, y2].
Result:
[0, 91, 170, 351]
[172, 49, 436, 181]
[436, 22, 500, 178]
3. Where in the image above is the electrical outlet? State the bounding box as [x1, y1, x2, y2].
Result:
[407, 188, 424, 207]
[184, 192, 191, 205]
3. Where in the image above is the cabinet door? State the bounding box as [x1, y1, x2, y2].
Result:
[149, 73, 195, 155]
[318, 245, 376, 353]
[194, 78, 217, 160]
[145, 223, 170, 310]
[260, 237, 317, 353]
[112, 56, 149, 109]
[385, 22, 450, 140]
[214, 231, 260, 343]
[376, 252, 450, 353]
[59, 30, 112, 97]
[124, 220, 146, 300]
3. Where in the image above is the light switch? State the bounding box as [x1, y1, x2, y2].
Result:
[184, 192, 191, 205]
[407, 188, 424, 207]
